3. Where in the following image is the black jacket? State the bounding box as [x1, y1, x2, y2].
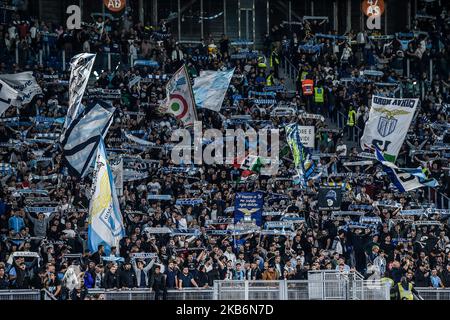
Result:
[120, 269, 136, 288]
[104, 271, 120, 289]
[195, 271, 209, 287]
[70, 287, 88, 300]
[414, 269, 430, 287]
[441, 269, 450, 287]
[0, 276, 9, 289]
[149, 272, 166, 289]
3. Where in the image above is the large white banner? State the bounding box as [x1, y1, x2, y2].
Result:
[0, 80, 18, 115]
[360, 96, 418, 162]
[298, 125, 315, 148]
[0, 72, 42, 105]
[64, 53, 96, 130]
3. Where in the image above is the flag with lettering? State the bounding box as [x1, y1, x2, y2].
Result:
[360, 96, 418, 162]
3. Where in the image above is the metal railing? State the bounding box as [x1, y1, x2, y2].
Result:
[426, 187, 450, 209]
[281, 55, 299, 90]
[0, 289, 41, 300]
[87, 288, 215, 300]
[0, 277, 391, 301]
[415, 288, 450, 300]
[214, 280, 286, 300]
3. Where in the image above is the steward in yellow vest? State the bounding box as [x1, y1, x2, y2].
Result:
[314, 87, 324, 103]
[394, 278, 418, 300]
[266, 70, 275, 86]
[347, 106, 356, 127]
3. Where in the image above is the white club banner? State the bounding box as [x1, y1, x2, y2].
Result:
[0, 72, 42, 105]
[0, 80, 18, 115]
[360, 96, 418, 162]
[298, 125, 315, 148]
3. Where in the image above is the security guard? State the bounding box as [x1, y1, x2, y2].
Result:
[346, 105, 356, 127]
[270, 47, 280, 78]
[257, 56, 267, 69]
[266, 70, 275, 86]
[301, 79, 314, 96]
[314, 86, 325, 114]
[346, 105, 357, 139]
[301, 77, 314, 112]
[314, 87, 324, 104]
[393, 277, 418, 300]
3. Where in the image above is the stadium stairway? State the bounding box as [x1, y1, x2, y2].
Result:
[278, 60, 359, 149]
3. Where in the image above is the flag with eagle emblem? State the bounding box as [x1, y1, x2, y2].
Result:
[234, 192, 264, 226]
[87, 138, 125, 255]
[360, 96, 418, 162]
[160, 65, 197, 127]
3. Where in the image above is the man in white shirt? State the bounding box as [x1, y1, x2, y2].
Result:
[173, 212, 187, 230]
[171, 45, 184, 61]
[223, 245, 236, 267]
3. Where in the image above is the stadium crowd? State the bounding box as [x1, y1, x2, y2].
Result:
[0, 1, 449, 300]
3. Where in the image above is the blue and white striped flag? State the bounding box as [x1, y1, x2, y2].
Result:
[375, 148, 439, 192]
[62, 100, 115, 177]
[63, 53, 96, 131]
[193, 68, 235, 112]
[88, 138, 125, 255]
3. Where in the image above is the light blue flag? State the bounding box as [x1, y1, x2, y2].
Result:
[193, 68, 235, 112]
[88, 138, 125, 255]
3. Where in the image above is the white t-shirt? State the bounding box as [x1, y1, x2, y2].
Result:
[336, 144, 347, 156]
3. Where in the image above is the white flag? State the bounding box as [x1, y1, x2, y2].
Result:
[360, 96, 418, 162]
[193, 68, 235, 112]
[0, 72, 42, 105]
[0, 80, 18, 116]
[111, 158, 123, 197]
[64, 53, 96, 130]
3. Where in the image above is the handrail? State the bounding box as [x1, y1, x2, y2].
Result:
[0, 279, 390, 300]
[41, 288, 58, 300]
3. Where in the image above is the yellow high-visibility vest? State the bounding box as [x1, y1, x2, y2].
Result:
[347, 109, 356, 126]
[270, 50, 279, 67]
[301, 71, 308, 80]
[314, 87, 324, 103]
[398, 282, 414, 300]
[266, 74, 274, 86]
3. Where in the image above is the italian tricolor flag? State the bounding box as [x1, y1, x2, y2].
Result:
[161, 65, 197, 127]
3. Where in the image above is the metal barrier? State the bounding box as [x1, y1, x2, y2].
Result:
[0, 278, 391, 300]
[416, 288, 450, 300]
[281, 55, 299, 89]
[0, 290, 41, 300]
[88, 288, 214, 300]
[427, 187, 450, 209]
[214, 280, 285, 300]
